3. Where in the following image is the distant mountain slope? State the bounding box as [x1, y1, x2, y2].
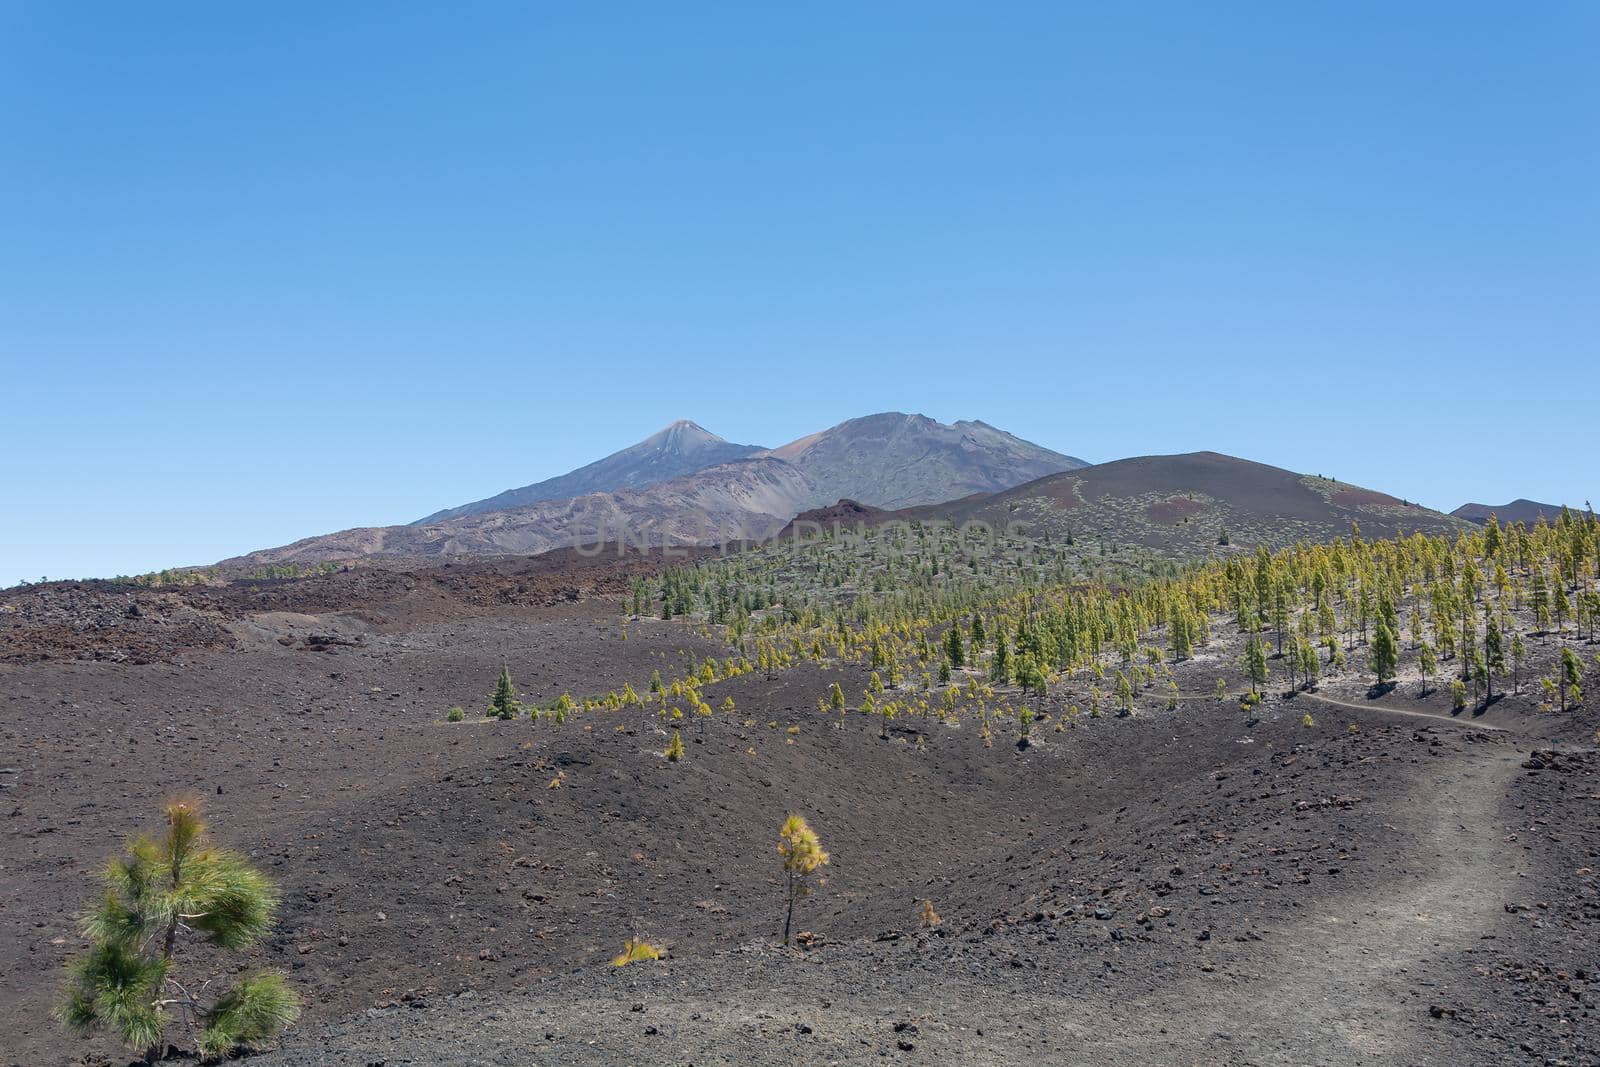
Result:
[415, 420, 765, 524]
[769, 412, 1087, 509]
[223, 413, 1083, 569]
[911, 452, 1473, 552]
[1451, 499, 1571, 526]
[230, 458, 815, 567]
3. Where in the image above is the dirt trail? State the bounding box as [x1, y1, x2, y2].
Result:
[1174, 685, 1507, 733]
[1073, 744, 1526, 1065]
[1296, 689, 1507, 732]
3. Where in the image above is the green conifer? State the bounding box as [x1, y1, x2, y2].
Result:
[57, 800, 298, 1059]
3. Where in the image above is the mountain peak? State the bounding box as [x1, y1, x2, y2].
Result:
[649, 419, 724, 444]
[765, 412, 1087, 510]
[412, 421, 764, 525]
[661, 418, 704, 433]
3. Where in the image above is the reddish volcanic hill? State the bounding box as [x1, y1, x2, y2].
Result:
[1451, 499, 1576, 526]
[869, 452, 1473, 553]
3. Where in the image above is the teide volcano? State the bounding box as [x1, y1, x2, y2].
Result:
[222, 414, 1086, 568]
[415, 420, 766, 525]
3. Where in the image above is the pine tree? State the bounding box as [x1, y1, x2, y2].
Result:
[57, 799, 298, 1060]
[1020, 656, 1048, 699]
[1296, 637, 1319, 691]
[489, 664, 520, 720]
[1369, 620, 1398, 687]
[777, 814, 829, 946]
[991, 635, 1011, 683]
[1418, 642, 1437, 697]
[1483, 615, 1504, 703]
[1243, 636, 1269, 698]
[1561, 648, 1583, 710]
[1170, 610, 1193, 661]
[1114, 670, 1135, 716]
[1532, 569, 1551, 636]
[1272, 583, 1290, 656]
[944, 626, 965, 669]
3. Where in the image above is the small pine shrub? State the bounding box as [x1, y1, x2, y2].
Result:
[489, 664, 521, 720]
[611, 938, 663, 967]
[664, 730, 685, 762]
[56, 799, 298, 1059]
[778, 814, 829, 946]
[446, 706, 464, 722]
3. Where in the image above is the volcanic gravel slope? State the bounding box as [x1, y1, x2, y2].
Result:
[3, 592, 1595, 1066]
[922, 451, 1474, 553]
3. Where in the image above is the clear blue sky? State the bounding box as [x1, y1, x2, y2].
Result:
[3, 2, 1596, 582]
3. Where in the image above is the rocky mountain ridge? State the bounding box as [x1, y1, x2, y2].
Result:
[222, 413, 1085, 568]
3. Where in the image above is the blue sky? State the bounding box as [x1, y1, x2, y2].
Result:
[3, 2, 1596, 581]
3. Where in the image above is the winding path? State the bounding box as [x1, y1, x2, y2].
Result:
[1091, 742, 1526, 1065]
[1293, 689, 1507, 732]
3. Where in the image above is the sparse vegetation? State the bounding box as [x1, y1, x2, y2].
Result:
[17, 479, 1595, 1063]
